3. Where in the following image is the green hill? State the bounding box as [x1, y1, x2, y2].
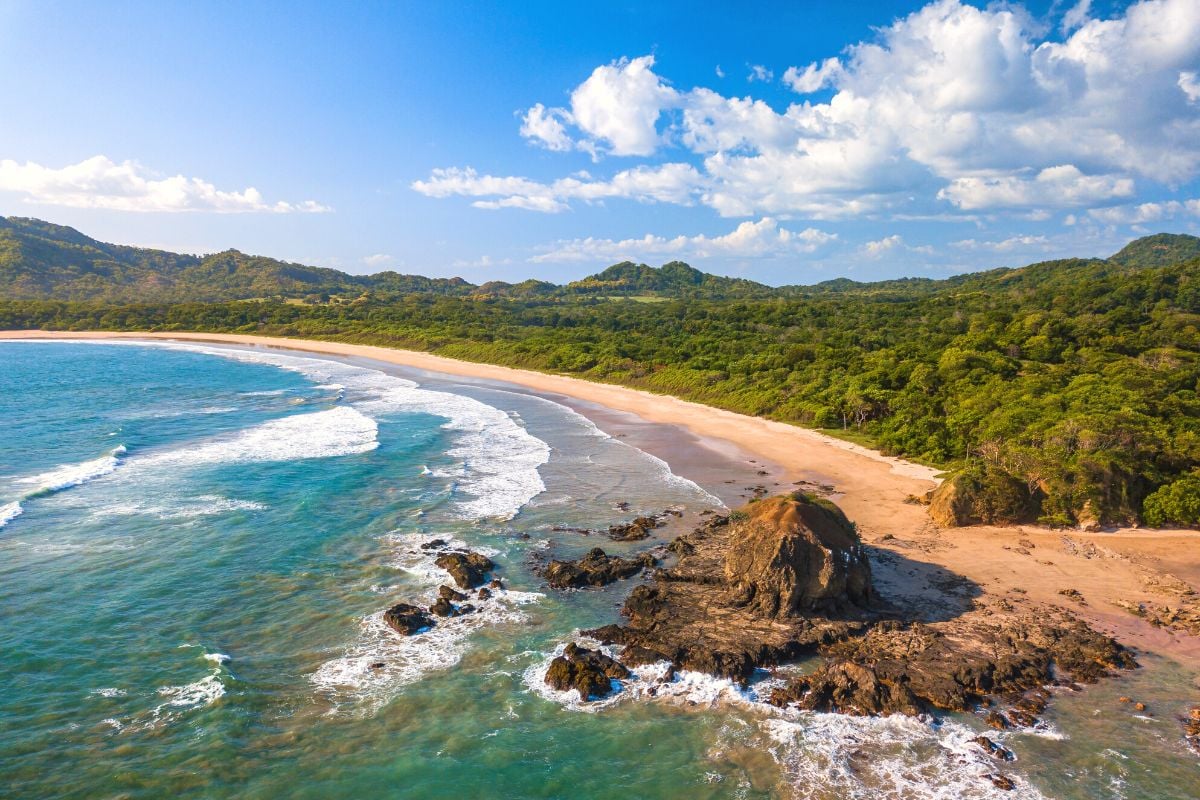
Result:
[1109, 233, 1200, 268]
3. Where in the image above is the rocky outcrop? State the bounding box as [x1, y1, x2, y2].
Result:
[584, 494, 872, 685]
[543, 548, 658, 589]
[928, 466, 1038, 527]
[545, 642, 630, 700]
[560, 492, 1135, 717]
[767, 617, 1135, 716]
[383, 603, 434, 635]
[608, 514, 667, 541]
[435, 550, 495, 589]
[723, 495, 872, 616]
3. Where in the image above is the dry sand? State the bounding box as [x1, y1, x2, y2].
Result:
[5, 330, 1200, 670]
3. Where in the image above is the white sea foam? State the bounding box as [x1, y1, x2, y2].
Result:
[139, 406, 379, 467]
[138, 341, 551, 520]
[16, 445, 126, 496]
[0, 501, 22, 529]
[90, 495, 267, 520]
[311, 533, 542, 714]
[90, 687, 127, 698]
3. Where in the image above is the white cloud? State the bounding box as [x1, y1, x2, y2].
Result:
[0, 155, 330, 213]
[568, 55, 678, 156]
[1086, 198, 1200, 224]
[412, 163, 702, 213]
[519, 103, 575, 152]
[1181, 71, 1200, 103]
[863, 235, 904, 257]
[362, 253, 393, 268]
[715, 65, 726, 78]
[747, 64, 774, 83]
[420, 0, 1200, 219]
[938, 165, 1135, 210]
[1061, 0, 1092, 34]
[951, 234, 1052, 251]
[782, 58, 843, 93]
[531, 217, 835, 263]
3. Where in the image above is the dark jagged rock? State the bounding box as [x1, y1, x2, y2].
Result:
[767, 616, 1134, 718]
[439, 585, 467, 602]
[543, 548, 658, 589]
[608, 515, 663, 541]
[544, 642, 630, 701]
[477, 587, 493, 600]
[430, 597, 456, 617]
[435, 550, 495, 589]
[973, 735, 1015, 761]
[383, 603, 434, 635]
[420, 539, 448, 550]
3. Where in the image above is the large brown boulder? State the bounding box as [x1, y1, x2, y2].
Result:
[722, 494, 873, 617]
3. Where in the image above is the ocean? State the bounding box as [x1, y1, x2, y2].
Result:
[1, 341, 1196, 799]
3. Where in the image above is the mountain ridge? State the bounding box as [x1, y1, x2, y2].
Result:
[2, 215, 1198, 303]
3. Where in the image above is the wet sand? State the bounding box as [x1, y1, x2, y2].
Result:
[5, 329, 1200, 672]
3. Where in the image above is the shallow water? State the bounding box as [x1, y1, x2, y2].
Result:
[1, 341, 1196, 799]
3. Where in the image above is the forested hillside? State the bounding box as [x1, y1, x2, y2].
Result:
[2, 219, 1199, 529]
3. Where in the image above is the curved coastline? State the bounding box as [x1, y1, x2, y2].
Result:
[4, 329, 1200, 670]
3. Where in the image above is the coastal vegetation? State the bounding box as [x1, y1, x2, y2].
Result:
[3, 217, 1199, 529]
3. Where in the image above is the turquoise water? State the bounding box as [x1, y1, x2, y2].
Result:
[2, 342, 1197, 799]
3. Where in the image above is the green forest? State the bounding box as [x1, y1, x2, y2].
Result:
[3, 218, 1200, 529]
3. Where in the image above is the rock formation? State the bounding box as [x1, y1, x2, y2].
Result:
[434, 550, 495, 589]
[383, 603, 434, 635]
[722, 495, 872, 615]
[543, 548, 658, 589]
[555, 491, 1135, 718]
[544, 642, 630, 700]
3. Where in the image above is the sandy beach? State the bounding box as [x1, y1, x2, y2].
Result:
[5, 329, 1200, 671]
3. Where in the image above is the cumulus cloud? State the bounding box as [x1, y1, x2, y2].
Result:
[413, 163, 703, 212]
[420, 0, 1200, 219]
[519, 103, 574, 152]
[938, 165, 1135, 210]
[0, 155, 330, 213]
[1086, 198, 1200, 224]
[530, 217, 835, 263]
[863, 235, 904, 257]
[782, 58, 843, 93]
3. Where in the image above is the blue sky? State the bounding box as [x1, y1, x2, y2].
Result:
[1, 0, 1198, 285]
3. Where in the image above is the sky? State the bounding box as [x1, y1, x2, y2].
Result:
[1, 0, 1198, 286]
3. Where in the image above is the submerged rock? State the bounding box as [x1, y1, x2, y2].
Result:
[435, 550, 495, 589]
[383, 603, 434, 636]
[543, 548, 658, 589]
[544, 642, 630, 701]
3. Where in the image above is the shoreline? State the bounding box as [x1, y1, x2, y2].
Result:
[5, 330, 1200, 672]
